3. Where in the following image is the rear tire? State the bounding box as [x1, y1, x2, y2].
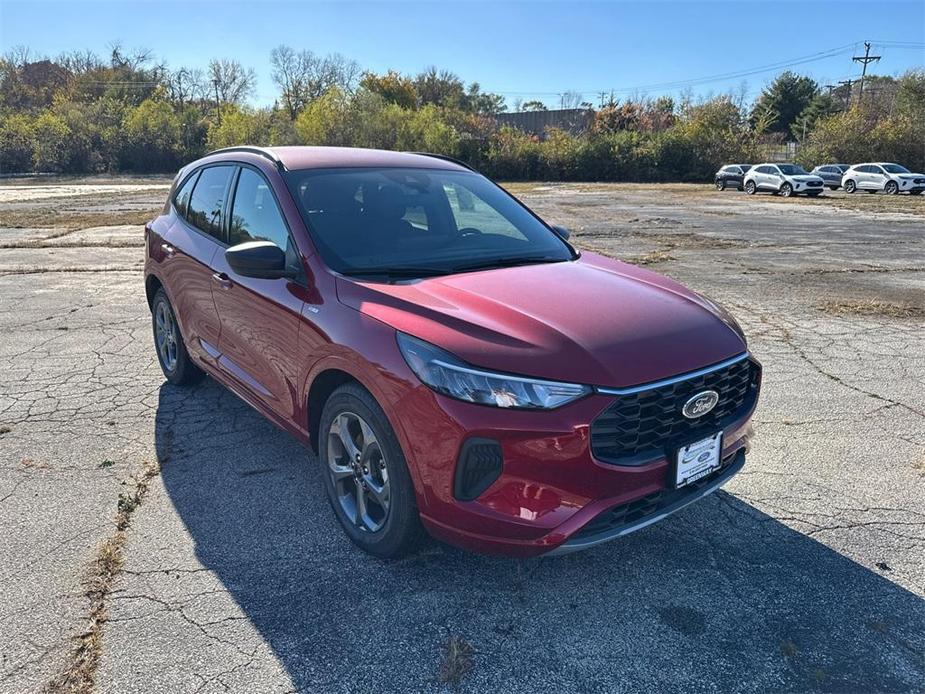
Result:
[828, 185, 839, 191]
[715, 179, 726, 191]
[319, 383, 424, 559]
[151, 289, 203, 386]
[807, 191, 821, 197]
[844, 180, 857, 194]
[885, 181, 899, 195]
[744, 180, 756, 195]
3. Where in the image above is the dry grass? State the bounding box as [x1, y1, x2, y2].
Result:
[817, 300, 925, 319]
[0, 208, 158, 231]
[437, 635, 475, 687]
[45, 460, 160, 694]
[628, 248, 677, 266]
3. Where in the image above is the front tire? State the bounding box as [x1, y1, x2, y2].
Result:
[151, 289, 203, 386]
[885, 181, 899, 195]
[715, 179, 726, 191]
[319, 383, 424, 559]
[844, 179, 857, 194]
[779, 183, 794, 198]
[744, 180, 756, 195]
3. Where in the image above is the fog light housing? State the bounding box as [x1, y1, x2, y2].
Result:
[454, 438, 503, 501]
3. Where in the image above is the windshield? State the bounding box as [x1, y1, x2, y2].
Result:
[778, 164, 808, 175]
[881, 164, 910, 174]
[284, 167, 573, 277]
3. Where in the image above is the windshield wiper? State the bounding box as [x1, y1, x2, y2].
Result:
[341, 267, 448, 281]
[449, 255, 566, 274]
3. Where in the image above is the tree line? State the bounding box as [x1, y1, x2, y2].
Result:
[1, 43, 922, 179]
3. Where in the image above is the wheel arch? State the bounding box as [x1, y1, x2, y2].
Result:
[306, 368, 360, 453]
[145, 273, 164, 310]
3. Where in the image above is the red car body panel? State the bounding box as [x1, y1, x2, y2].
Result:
[145, 146, 760, 557]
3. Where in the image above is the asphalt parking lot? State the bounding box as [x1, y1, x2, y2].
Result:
[1, 180, 923, 693]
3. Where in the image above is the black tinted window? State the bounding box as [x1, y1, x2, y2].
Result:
[174, 171, 199, 217]
[229, 168, 290, 248]
[285, 167, 572, 276]
[187, 166, 233, 240]
[229, 168, 301, 274]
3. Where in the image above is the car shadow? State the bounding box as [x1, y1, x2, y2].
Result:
[154, 381, 925, 693]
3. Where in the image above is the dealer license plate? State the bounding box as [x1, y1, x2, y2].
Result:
[675, 432, 722, 488]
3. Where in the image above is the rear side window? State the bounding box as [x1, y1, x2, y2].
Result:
[187, 166, 234, 240]
[173, 171, 199, 217]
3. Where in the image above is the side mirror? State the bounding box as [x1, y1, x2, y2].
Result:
[225, 241, 294, 280]
[551, 225, 571, 241]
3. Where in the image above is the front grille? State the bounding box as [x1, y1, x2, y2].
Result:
[807, 180, 823, 187]
[591, 357, 760, 465]
[914, 178, 925, 184]
[572, 450, 742, 541]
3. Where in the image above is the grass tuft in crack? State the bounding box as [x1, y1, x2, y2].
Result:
[44, 460, 160, 694]
[817, 300, 924, 319]
[438, 635, 475, 687]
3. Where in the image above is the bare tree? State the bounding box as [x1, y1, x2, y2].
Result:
[57, 49, 103, 75]
[208, 58, 256, 107]
[167, 67, 208, 107]
[558, 90, 583, 110]
[270, 45, 360, 119]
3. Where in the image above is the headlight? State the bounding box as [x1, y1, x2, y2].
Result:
[396, 333, 591, 409]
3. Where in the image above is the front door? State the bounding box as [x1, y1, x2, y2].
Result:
[211, 166, 307, 424]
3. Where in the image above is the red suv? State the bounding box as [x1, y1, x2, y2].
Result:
[145, 146, 761, 558]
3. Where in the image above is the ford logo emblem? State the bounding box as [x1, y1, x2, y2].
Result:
[682, 390, 719, 419]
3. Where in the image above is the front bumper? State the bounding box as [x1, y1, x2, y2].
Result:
[397, 355, 761, 557]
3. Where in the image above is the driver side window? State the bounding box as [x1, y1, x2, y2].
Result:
[443, 183, 526, 240]
[229, 167, 301, 276]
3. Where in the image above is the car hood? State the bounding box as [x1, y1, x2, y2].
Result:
[898, 173, 925, 179]
[789, 175, 823, 182]
[335, 252, 747, 388]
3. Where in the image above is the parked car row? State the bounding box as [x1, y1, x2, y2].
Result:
[714, 162, 925, 197]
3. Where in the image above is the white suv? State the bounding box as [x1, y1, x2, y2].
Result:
[743, 163, 825, 197]
[841, 163, 925, 195]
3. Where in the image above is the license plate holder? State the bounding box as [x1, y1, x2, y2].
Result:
[674, 432, 723, 489]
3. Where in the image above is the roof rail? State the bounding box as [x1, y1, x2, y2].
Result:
[207, 146, 285, 171]
[406, 152, 475, 171]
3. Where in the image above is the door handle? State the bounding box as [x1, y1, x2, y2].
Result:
[212, 272, 233, 290]
[161, 243, 175, 258]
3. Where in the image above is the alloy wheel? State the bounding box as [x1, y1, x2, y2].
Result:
[780, 183, 793, 198]
[154, 301, 178, 372]
[327, 412, 391, 533]
[885, 181, 898, 195]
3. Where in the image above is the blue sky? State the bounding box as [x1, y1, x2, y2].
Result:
[2, 0, 923, 108]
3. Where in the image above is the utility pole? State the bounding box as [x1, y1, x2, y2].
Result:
[213, 78, 221, 125]
[837, 79, 854, 109]
[598, 91, 608, 109]
[852, 42, 881, 106]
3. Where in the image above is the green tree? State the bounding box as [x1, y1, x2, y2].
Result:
[30, 111, 72, 171]
[0, 113, 34, 172]
[790, 92, 839, 141]
[121, 97, 182, 171]
[751, 71, 819, 135]
[360, 70, 418, 109]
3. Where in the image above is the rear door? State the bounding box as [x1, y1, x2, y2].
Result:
[856, 165, 875, 189]
[210, 165, 307, 423]
[159, 165, 235, 362]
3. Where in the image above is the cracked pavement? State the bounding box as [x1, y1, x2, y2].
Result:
[0, 180, 923, 693]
